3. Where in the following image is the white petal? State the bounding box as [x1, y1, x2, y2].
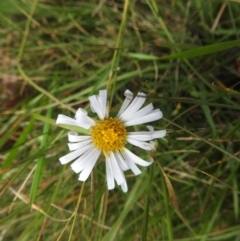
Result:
[89, 95, 103, 119]
[76, 118, 95, 128]
[75, 109, 96, 128]
[68, 131, 91, 142]
[121, 103, 154, 122]
[147, 125, 166, 138]
[152, 130, 166, 138]
[123, 148, 153, 167]
[136, 103, 154, 115]
[89, 90, 107, 120]
[117, 90, 133, 117]
[71, 146, 100, 173]
[78, 149, 101, 181]
[59, 145, 91, 164]
[75, 108, 88, 118]
[68, 139, 92, 151]
[127, 130, 166, 141]
[106, 158, 115, 190]
[109, 152, 126, 185]
[115, 151, 129, 171]
[146, 125, 154, 132]
[150, 141, 156, 148]
[120, 182, 128, 192]
[98, 90, 107, 118]
[127, 137, 155, 151]
[56, 114, 79, 126]
[119, 92, 146, 120]
[56, 114, 94, 129]
[127, 133, 152, 141]
[124, 109, 163, 126]
[90, 101, 96, 113]
[121, 150, 142, 175]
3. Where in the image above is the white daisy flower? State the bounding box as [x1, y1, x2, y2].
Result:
[56, 89, 166, 192]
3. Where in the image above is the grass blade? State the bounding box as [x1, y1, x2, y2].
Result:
[29, 108, 52, 205]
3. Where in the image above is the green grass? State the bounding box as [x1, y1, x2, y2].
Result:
[1, 0, 240, 240]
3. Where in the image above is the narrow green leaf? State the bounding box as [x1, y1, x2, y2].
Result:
[124, 39, 240, 60]
[123, 53, 160, 60]
[29, 108, 52, 205]
[2, 118, 35, 169]
[141, 165, 153, 241]
[233, 178, 239, 220]
[199, 84, 216, 136]
[200, 192, 225, 241]
[224, 121, 240, 139]
[0, 115, 26, 151]
[32, 113, 55, 125]
[102, 171, 149, 241]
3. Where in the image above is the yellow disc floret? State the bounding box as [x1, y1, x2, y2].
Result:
[91, 118, 127, 153]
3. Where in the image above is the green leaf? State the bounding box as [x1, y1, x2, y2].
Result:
[29, 108, 52, 205]
[2, 118, 35, 169]
[124, 39, 240, 60]
[141, 165, 153, 241]
[102, 171, 149, 241]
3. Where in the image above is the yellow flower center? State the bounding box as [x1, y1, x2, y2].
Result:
[91, 118, 127, 153]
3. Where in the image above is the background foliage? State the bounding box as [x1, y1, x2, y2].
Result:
[1, 0, 240, 240]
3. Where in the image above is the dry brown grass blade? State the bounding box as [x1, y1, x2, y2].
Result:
[194, 168, 240, 194]
[8, 187, 71, 222]
[156, 160, 197, 235]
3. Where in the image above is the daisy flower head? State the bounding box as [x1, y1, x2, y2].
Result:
[56, 90, 166, 192]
